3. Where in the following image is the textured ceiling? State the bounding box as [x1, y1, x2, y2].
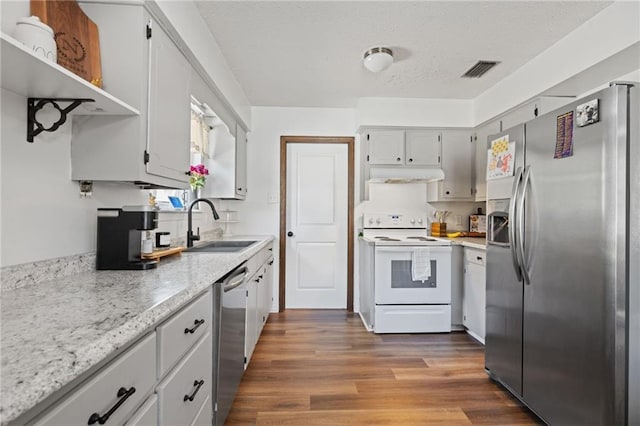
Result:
[195, 1, 612, 107]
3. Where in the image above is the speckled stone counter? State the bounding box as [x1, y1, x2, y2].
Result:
[441, 237, 487, 250]
[0, 236, 273, 425]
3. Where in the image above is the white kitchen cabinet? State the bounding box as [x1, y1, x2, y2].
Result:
[125, 395, 157, 426]
[473, 120, 501, 201]
[245, 244, 274, 364]
[34, 333, 157, 426]
[427, 129, 475, 201]
[463, 248, 486, 343]
[157, 331, 212, 426]
[245, 271, 259, 364]
[70, 2, 191, 188]
[31, 288, 214, 426]
[366, 129, 441, 166]
[156, 290, 212, 378]
[204, 122, 248, 200]
[367, 130, 405, 165]
[405, 130, 442, 167]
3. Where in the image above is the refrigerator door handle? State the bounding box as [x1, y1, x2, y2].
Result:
[518, 165, 532, 285]
[509, 167, 524, 281]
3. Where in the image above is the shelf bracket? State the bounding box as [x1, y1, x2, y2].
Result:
[27, 98, 95, 143]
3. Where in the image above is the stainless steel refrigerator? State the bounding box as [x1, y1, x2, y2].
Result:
[485, 83, 639, 425]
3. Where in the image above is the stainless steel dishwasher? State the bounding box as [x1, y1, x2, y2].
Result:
[213, 262, 248, 426]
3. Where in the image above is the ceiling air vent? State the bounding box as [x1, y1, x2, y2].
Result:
[462, 60, 500, 78]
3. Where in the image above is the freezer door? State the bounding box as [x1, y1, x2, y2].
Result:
[521, 85, 629, 424]
[485, 243, 523, 396]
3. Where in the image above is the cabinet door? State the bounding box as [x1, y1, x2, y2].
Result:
[463, 249, 486, 342]
[235, 124, 248, 198]
[245, 276, 259, 363]
[147, 21, 191, 182]
[367, 130, 404, 165]
[474, 120, 501, 201]
[405, 130, 441, 166]
[441, 130, 474, 199]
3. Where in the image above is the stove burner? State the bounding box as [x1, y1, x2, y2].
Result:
[405, 236, 438, 241]
[375, 236, 401, 241]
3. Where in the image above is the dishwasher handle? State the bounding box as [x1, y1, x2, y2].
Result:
[223, 266, 248, 292]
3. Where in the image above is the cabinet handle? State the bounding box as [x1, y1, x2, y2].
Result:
[268, 248, 273, 251]
[237, 187, 242, 191]
[88, 386, 136, 425]
[396, 157, 401, 162]
[254, 277, 261, 283]
[258, 275, 263, 279]
[184, 319, 205, 334]
[184, 171, 190, 176]
[408, 158, 413, 163]
[183, 380, 205, 402]
[446, 191, 450, 195]
[477, 256, 483, 261]
[268, 260, 274, 265]
[287, 231, 294, 237]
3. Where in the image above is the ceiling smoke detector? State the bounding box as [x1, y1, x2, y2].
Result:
[363, 47, 393, 72]
[462, 60, 500, 78]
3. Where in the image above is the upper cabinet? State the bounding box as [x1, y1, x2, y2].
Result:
[427, 129, 475, 201]
[70, 2, 191, 188]
[367, 130, 405, 165]
[203, 122, 247, 200]
[473, 120, 501, 201]
[405, 130, 442, 167]
[146, 22, 191, 183]
[366, 130, 441, 166]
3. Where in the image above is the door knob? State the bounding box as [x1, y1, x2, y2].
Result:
[287, 231, 294, 237]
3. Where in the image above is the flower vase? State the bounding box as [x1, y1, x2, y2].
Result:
[188, 188, 202, 207]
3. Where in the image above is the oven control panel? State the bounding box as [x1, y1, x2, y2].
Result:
[364, 212, 427, 229]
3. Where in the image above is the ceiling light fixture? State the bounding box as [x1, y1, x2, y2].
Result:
[363, 47, 393, 72]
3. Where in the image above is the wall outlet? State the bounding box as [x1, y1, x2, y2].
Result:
[455, 215, 462, 226]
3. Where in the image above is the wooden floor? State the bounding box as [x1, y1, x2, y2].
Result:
[227, 310, 541, 425]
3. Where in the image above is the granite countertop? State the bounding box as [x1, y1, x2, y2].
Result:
[439, 237, 487, 250]
[0, 236, 274, 425]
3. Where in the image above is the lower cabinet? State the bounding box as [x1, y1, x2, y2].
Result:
[245, 244, 274, 365]
[32, 288, 213, 426]
[462, 248, 486, 343]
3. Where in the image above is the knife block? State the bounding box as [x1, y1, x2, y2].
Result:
[431, 222, 447, 237]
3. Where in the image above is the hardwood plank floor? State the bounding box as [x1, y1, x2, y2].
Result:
[226, 310, 541, 425]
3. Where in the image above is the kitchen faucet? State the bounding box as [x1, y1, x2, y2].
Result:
[187, 198, 220, 247]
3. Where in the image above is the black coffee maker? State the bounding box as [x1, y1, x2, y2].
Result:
[96, 206, 158, 270]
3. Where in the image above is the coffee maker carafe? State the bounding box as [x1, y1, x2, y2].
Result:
[96, 206, 158, 270]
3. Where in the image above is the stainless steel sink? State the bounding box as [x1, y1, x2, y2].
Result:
[184, 240, 258, 253]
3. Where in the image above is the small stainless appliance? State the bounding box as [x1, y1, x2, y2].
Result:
[359, 211, 452, 333]
[213, 262, 249, 426]
[96, 206, 158, 270]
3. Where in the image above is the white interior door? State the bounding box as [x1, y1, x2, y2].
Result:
[286, 143, 348, 308]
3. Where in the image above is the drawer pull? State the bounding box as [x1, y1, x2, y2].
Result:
[477, 256, 483, 261]
[268, 260, 274, 265]
[184, 319, 205, 334]
[183, 380, 205, 402]
[88, 386, 136, 425]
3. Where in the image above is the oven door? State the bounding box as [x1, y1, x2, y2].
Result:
[374, 246, 452, 304]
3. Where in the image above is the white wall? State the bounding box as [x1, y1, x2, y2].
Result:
[357, 97, 474, 128]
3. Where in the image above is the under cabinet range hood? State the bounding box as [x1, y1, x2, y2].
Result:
[368, 167, 445, 183]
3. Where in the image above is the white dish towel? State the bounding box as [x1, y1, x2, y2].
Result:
[411, 247, 432, 282]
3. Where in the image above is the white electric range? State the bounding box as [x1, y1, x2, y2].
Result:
[360, 211, 452, 333]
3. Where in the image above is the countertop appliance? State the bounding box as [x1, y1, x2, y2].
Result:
[213, 262, 249, 426]
[485, 83, 639, 425]
[360, 211, 452, 333]
[96, 206, 158, 270]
